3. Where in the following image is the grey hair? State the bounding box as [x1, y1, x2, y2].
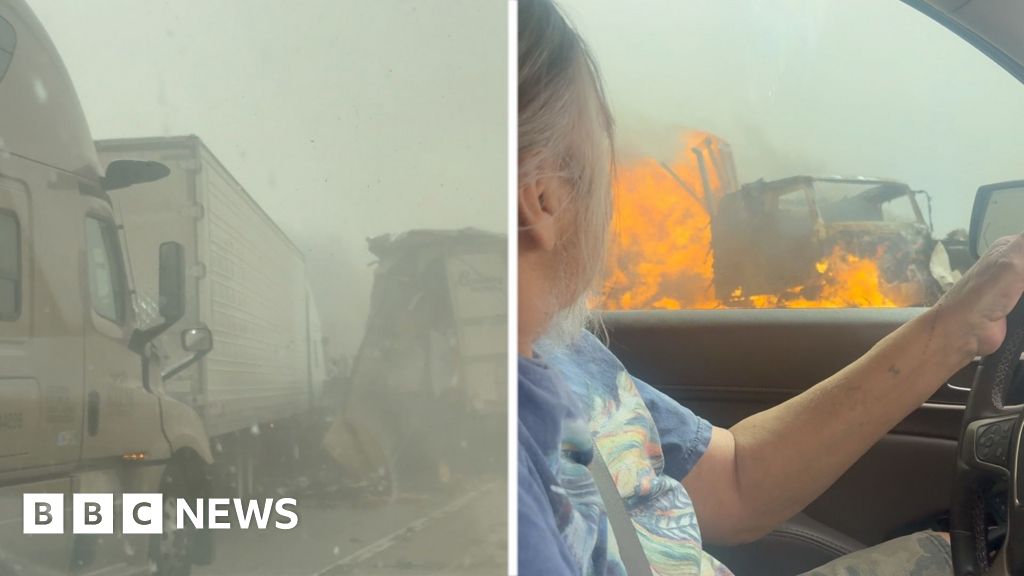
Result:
[518, 0, 615, 346]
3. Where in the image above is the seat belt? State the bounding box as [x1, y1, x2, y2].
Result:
[591, 448, 655, 576]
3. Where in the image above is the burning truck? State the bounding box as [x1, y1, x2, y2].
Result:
[601, 132, 967, 310]
[712, 175, 942, 307]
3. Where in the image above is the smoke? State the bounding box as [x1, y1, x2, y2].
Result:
[30, 0, 507, 359]
[560, 0, 1024, 236]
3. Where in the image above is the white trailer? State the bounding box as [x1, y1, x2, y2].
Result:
[96, 136, 326, 439]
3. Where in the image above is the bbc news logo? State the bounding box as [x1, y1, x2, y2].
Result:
[23, 494, 298, 534]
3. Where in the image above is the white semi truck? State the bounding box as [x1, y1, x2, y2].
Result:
[97, 135, 327, 497]
[0, 2, 324, 574]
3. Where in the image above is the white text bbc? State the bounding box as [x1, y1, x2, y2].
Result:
[23, 494, 299, 534]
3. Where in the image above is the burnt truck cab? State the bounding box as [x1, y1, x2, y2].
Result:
[0, 1, 212, 574]
[711, 175, 947, 306]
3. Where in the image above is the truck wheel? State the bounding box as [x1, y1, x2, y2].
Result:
[150, 461, 196, 576]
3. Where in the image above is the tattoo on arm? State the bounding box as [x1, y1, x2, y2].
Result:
[888, 364, 901, 377]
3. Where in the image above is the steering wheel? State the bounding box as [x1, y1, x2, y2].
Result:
[952, 297, 1024, 575]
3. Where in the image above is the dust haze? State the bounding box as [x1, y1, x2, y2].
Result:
[30, 0, 506, 360]
[559, 0, 1024, 236]
[15, 1, 508, 572]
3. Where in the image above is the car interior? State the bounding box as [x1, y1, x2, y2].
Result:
[578, 0, 1024, 573]
[603, 307, 963, 574]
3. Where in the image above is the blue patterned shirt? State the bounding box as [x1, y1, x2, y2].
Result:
[519, 331, 733, 575]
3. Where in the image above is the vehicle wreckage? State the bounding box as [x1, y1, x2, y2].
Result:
[656, 134, 969, 308]
[711, 175, 958, 307]
[321, 229, 506, 496]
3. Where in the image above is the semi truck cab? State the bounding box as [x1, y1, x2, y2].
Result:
[0, 1, 213, 573]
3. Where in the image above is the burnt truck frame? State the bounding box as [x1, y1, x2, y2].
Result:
[322, 229, 506, 497]
[708, 175, 941, 306]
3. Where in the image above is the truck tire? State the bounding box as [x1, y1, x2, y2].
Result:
[150, 458, 207, 576]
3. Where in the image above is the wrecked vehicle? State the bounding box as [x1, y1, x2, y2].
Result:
[321, 229, 506, 496]
[648, 133, 967, 309]
[711, 175, 946, 307]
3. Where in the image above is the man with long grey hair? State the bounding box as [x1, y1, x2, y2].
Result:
[517, 0, 1024, 574]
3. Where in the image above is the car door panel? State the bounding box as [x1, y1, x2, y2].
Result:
[602, 309, 974, 547]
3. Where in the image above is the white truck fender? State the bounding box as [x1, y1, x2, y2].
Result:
[158, 396, 215, 464]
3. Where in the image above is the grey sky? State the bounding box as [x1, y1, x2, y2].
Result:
[560, 0, 1024, 236]
[30, 0, 507, 357]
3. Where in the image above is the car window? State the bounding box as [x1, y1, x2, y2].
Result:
[85, 216, 126, 324]
[0, 210, 18, 320]
[560, 0, 1024, 311]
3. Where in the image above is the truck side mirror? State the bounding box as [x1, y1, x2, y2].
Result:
[159, 241, 185, 324]
[181, 326, 212, 354]
[970, 181, 1024, 260]
[130, 241, 186, 355]
[162, 326, 214, 381]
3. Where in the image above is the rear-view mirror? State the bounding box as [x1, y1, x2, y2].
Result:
[970, 181, 1024, 260]
[159, 241, 185, 323]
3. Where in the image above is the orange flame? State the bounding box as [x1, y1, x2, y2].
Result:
[741, 248, 897, 308]
[599, 133, 898, 310]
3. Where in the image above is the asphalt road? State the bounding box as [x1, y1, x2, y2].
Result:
[192, 480, 506, 576]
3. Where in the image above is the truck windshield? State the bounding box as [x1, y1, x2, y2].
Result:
[812, 182, 923, 226]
